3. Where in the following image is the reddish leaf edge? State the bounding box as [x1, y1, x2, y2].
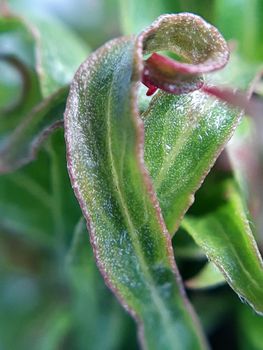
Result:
[64, 41, 208, 350]
[64, 18, 214, 349]
[139, 14, 263, 122]
[202, 85, 263, 120]
[140, 13, 229, 95]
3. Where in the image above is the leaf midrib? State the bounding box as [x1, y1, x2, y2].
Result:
[106, 71, 185, 347]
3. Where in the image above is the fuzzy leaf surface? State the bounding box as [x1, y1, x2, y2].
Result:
[145, 89, 263, 314]
[64, 36, 207, 350]
[143, 90, 240, 233]
[64, 13, 231, 350]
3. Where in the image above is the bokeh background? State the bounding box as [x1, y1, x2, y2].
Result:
[1, 0, 263, 349]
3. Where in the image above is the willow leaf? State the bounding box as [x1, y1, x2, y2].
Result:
[64, 13, 230, 350]
[182, 180, 263, 315]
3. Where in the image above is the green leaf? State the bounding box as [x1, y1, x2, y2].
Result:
[119, 0, 181, 34]
[0, 16, 42, 119]
[67, 218, 135, 350]
[0, 142, 54, 243]
[64, 13, 228, 350]
[0, 87, 67, 173]
[65, 37, 206, 350]
[26, 14, 89, 97]
[214, 0, 263, 61]
[142, 38, 263, 314]
[0, 8, 90, 171]
[185, 262, 226, 290]
[182, 180, 263, 315]
[6, 3, 89, 96]
[238, 305, 263, 350]
[0, 129, 80, 244]
[143, 90, 240, 233]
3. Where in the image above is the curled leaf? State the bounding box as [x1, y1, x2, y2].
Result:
[65, 13, 227, 350]
[140, 13, 229, 94]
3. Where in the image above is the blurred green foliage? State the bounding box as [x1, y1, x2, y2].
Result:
[0, 0, 263, 349]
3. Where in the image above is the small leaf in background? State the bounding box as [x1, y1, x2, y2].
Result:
[214, 0, 263, 61]
[119, 0, 181, 34]
[0, 129, 80, 243]
[186, 262, 226, 290]
[0, 16, 42, 121]
[173, 226, 206, 261]
[0, 87, 67, 173]
[8, 0, 90, 96]
[238, 305, 263, 350]
[182, 180, 263, 315]
[0, 3, 90, 172]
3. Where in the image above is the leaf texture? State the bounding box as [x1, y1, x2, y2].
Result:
[143, 90, 240, 233]
[65, 13, 230, 349]
[143, 46, 263, 313]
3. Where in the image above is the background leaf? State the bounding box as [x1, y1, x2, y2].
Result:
[182, 180, 263, 314]
[119, 0, 180, 34]
[0, 87, 67, 173]
[8, 1, 90, 96]
[214, 0, 263, 61]
[185, 262, 226, 290]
